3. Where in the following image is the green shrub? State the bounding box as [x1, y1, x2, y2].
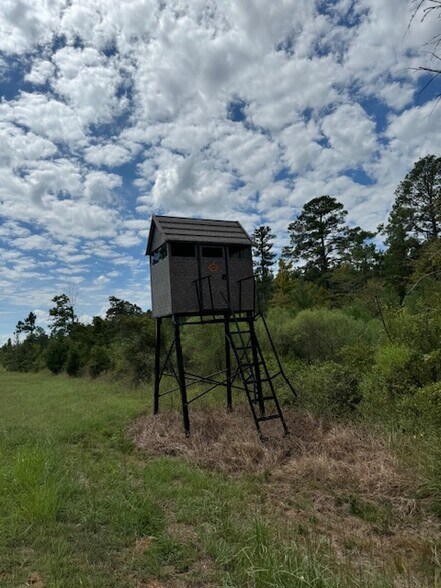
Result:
[45, 338, 69, 374]
[338, 342, 376, 374]
[183, 323, 227, 374]
[358, 342, 433, 425]
[88, 345, 112, 378]
[287, 308, 380, 362]
[31, 344, 48, 371]
[375, 344, 415, 393]
[400, 382, 441, 432]
[293, 361, 361, 416]
[389, 302, 441, 355]
[259, 307, 297, 358]
[111, 315, 156, 384]
[66, 344, 81, 377]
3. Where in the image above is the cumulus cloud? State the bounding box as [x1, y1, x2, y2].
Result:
[84, 143, 133, 167]
[25, 59, 55, 85]
[0, 0, 439, 341]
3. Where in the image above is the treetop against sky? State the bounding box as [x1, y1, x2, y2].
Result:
[0, 0, 440, 342]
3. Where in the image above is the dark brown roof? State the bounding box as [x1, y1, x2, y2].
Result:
[146, 215, 252, 254]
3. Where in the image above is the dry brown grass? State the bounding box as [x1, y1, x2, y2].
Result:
[129, 406, 441, 586]
[129, 406, 407, 488]
[130, 405, 295, 474]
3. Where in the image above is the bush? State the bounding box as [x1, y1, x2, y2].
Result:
[259, 307, 298, 358]
[286, 308, 381, 362]
[358, 342, 432, 425]
[66, 344, 81, 377]
[389, 301, 441, 355]
[183, 323, 225, 374]
[45, 338, 69, 374]
[399, 382, 441, 433]
[111, 315, 156, 384]
[293, 361, 361, 416]
[88, 345, 111, 378]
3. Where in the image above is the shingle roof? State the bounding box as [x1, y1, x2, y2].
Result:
[146, 215, 252, 254]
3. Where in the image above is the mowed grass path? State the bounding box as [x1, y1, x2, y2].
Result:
[0, 372, 401, 587]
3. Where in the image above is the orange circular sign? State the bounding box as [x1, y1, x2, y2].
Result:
[208, 262, 220, 272]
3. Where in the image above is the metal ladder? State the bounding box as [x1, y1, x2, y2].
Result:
[226, 307, 289, 439]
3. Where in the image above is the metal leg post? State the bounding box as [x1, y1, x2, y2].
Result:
[154, 317, 162, 414]
[174, 317, 190, 435]
[224, 315, 232, 411]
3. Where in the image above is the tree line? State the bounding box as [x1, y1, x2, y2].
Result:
[1, 295, 155, 381]
[252, 154, 441, 307]
[1, 154, 440, 386]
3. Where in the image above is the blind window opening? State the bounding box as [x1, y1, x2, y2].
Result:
[170, 243, 196, 257]
[202, 246, 223, 258]
[229, 245, 251, 259]
[151, 244, 168, 265]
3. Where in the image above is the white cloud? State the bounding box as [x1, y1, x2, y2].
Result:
[12, 234, 53, 251]
[94, 274, 110, 286]
[25, 59, 55, 85]
[0, 93, 87, 147]
[84, 143, 133, 167]
[51, 46, 127, 127]
[115, 232, 143, 248]
[0, 122, 58, 170]
[84, 171, 122, 204]
[0, 0, 439, 341]
[0, 0, 62, 54]
[318, 103, 378, 173]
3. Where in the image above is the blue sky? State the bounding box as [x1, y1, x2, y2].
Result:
[0, 0, 440, 343]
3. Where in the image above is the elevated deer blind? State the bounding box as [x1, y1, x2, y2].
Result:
[146, 215, 296, 438]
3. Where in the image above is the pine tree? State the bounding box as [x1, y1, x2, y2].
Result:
[285, 195, 349, 282]
[49, 294, 77, 336]
[381, 199, 421, 302]
[394, 155, 441, 242]
[252, 225, 277, 310]
[14, 311, 37, 341]
[381, 155, 440, 301]
[252, 226, 276, 278]
[105, 296, 143, 320]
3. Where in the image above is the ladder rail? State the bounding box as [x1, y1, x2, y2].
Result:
[253, 334, 288, 433]
[259, 309, 298, 399]
[221, 291, 289, 437]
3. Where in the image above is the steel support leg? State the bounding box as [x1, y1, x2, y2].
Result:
[174, 317, 190, 436]
[154, 317, 162, 414]
[224, 315, 232, 411]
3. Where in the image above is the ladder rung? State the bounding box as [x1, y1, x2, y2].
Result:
[252, 395, 275, 402]
[231, 330, 251, 335]
[236, 345, 252, 351]
[256, 414, 281, 422]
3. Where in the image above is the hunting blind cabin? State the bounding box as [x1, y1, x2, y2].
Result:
[147, 215, 296, 438]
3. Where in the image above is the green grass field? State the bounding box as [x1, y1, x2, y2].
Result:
[0, 372, 439, 587]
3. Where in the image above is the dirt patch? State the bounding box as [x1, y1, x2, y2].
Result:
[26, 573, 44, 587]
[134, 536, 155, 554]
